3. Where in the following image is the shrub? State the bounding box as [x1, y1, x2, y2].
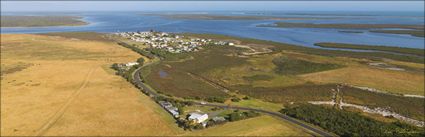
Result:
[205, 96, 226, 103]
[231, 97, 241, 102]
[281, 104, 424, 137]
[272, 56, 342, 75]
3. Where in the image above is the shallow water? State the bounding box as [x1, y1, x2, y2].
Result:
[2, 11, 424, 49]
[159, 70, 168, 78]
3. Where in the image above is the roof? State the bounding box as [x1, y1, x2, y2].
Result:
[188, 113, 204, 119]
[188, 112, 208, 122]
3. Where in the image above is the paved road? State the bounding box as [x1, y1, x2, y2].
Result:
[132, 65, 335, 137]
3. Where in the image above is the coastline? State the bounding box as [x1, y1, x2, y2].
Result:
[0, 16, 89, 28]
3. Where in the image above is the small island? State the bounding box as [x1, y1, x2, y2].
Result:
[314, 42, 424, 57]
[142, 13, 324, 20]
[370, 30, 424, 38]
[1, 16, 88, 27]
[258, 22, 424, 30]
[259, 22, 425, 38]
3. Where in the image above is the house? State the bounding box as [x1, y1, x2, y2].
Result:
[125, 62, 139, 67]
[158, 101, 180, 118]
[188, 112, 208, 123]
[169, 109, 179, 118]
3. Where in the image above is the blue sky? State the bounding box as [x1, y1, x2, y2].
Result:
[1, 1, 424, 12]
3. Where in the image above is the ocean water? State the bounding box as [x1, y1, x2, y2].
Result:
[1, 11, 424, 49]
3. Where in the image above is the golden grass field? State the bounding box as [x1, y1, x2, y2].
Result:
[0, 34, 183, 136]
[301, 66, 424, 95]
[184, 115, 314, 136]
[1, 33, 311, 136]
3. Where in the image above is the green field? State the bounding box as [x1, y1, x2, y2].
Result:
[139, 33, 424, 129]
[1, 16, 88, 27]
[146, 45, 249, 100]
[272, 56, 342, 75]
[234, 84, 335, 105]
[315, 42, 424, 57]
[146, 63, 228, 99]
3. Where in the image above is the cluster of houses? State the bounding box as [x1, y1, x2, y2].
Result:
[157, 101, 228, 128]
[113, 62, 140, 71]
[158, 101, 180, 118]
[187, 111, 226, 127]
[115, 31, 234, 53]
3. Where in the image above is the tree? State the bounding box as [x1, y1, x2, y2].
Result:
[229, 112, 244, 122]
[231, 97, 241, 102]
[137, 57, 145, 66]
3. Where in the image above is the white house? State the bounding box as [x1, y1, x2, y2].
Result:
[125, 62, 139, 67]
[188, 112, 208, 123]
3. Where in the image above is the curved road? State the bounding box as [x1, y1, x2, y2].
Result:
[132, 65, 335, 137]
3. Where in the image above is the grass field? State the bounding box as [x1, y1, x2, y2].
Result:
[146, 63, 228, 98]
[1, 16, 88, 27]
[301, 66, 424, 95]
[315, 42, 424, 57]
[141, 33, 423, 128]
[234, 84, 335, 105]
[146, 46, 247, 99]
[272, 55, 342, 75]
[229, 98, 284, 112]
[148, 32, 423, 101]
[184, 115, 314, 136]
[1, 33, 314, 136]
[0, 33, 183, 136]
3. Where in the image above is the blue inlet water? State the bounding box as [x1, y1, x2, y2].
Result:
[1, 11, 424, 49]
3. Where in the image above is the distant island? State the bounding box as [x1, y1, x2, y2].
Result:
[259, 22, 425, 38]
[258, 22, 424, 30]
[142, 13, 330, 20]
[370, 30, 424, 38]
[1, 16, 88, 27]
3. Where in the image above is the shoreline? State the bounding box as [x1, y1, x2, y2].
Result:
[0, 16, 89, 28]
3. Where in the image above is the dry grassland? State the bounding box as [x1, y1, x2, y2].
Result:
[301, 66, 424, 95]
[1, 34, 183, 136]
[1, 34, 310, 136]
[184, 115, 313, 136]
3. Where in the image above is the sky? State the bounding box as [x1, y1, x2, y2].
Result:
[1, 1, 424, 12]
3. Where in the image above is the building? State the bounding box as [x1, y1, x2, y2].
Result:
[158, 101, 180, 118]
[188, 112, 208, 123]
[125, 62, 139, 67]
